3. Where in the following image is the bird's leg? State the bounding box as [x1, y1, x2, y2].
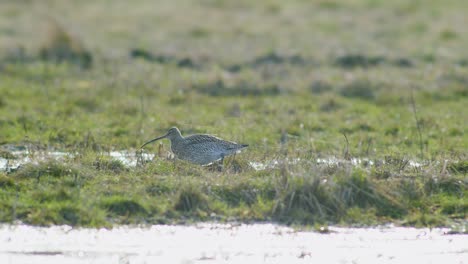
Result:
[218, 154, 225, 172]
[172, 156, 178, 172]
[230, 153, 240, 173]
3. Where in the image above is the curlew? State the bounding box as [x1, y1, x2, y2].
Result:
[141, 127, 248, 165]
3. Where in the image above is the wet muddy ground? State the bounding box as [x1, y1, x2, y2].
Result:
[0, 148, 425, 173]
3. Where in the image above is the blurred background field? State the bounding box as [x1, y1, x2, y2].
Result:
[0, 0, 466, 228]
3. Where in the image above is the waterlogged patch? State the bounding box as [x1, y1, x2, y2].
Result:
[0, 150, 72, 173]
[1, 149, 429, 173]
[0, 149, 154, 172]
[248, 157, 423, 171]
[108, 151, 154, 167]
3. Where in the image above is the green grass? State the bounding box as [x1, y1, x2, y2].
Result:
[0, 0, 467, 228]
[0, 157, 465, 227]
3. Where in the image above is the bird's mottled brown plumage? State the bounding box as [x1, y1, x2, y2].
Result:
[141, 127, 248, 165]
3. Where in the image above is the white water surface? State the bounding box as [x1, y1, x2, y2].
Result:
[0, 224, 466, 264]
[1, 149, 426, 172]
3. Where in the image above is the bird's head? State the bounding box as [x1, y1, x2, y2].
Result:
[140, 127, 182, 149]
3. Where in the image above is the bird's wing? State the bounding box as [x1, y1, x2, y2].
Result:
[184, 134, 241, 148]
[184, 134, 223, 144]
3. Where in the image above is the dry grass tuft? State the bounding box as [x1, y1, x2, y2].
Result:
[39, 20, 92, 69]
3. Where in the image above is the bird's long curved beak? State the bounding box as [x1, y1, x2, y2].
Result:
[140, 133, 168, 149]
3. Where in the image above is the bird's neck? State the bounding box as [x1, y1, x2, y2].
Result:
[169, 134, 183, 145]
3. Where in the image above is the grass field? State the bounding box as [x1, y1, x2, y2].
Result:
[0, 0, 466, 229]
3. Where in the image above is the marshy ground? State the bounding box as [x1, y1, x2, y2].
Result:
[0, 0, 466, 229]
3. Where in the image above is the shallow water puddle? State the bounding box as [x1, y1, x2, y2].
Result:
[0, 150, 155, 173]
[0, 147, 426, 172]
[0, 224, 466, 264]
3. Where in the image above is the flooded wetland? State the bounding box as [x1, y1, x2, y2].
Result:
[0, 0, 467, 263]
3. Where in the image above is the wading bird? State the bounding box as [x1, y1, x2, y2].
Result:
[141, 127, 248, 165]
